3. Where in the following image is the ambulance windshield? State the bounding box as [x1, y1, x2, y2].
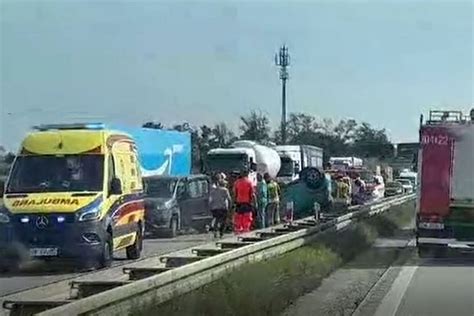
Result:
[6, 155, 104, 193]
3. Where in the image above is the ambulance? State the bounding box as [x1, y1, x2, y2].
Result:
[0, 123, 145, 270]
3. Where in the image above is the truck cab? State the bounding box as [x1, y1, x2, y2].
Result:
[275, 145, 323, 185]
[206, 147, 257, 184]
[329, 157, 363, 171]
[276, 149, 301, 184]
[0, 123, 145, 270]
[206, 140, 281, 187]
[416, 110, 474, 256]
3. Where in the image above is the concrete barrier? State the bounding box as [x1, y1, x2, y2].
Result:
[31, 194, 414, 316]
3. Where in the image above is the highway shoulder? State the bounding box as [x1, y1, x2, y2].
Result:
[283, 235, 413, 316]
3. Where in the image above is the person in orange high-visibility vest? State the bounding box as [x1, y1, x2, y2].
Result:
[233, 170, 255, 234]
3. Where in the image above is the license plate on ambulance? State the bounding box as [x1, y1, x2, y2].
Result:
[29, 248, 59, 257]
[419, 222, 444, 230]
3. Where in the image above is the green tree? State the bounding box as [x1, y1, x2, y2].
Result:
[142, 121, 163, 129]
[282, 114, 358, 162]
[171, 123, 203, 172]
[172, 122, 192, 132]
[198, 125, 212, 162]
[285, 113, 317, 142]
[4, 152, 15, 164]
[352, 122, 393, 158]
[210, 122, 236, 148]
[239, 110, 271, 143]
[333, 119, 358, 143]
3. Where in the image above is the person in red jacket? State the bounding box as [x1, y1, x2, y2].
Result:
[233, 170, 255, 234]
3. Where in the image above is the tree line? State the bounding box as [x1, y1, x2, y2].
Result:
[0, 112, 394, 177]
[143, 110, 394, 172]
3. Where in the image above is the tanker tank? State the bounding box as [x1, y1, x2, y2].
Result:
[231, 140, 281, 178]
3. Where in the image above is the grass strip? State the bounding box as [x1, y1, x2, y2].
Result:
[137, 201, 415, 316]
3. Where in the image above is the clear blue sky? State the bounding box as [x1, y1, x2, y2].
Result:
[1, 0, 473, 151]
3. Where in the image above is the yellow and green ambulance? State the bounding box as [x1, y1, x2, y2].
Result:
[0, 123, 145, 270]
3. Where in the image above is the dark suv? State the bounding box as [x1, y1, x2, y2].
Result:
[143, 175, 211, 237]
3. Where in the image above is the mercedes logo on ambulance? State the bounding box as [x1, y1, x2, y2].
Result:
[36, 215, 49, 229]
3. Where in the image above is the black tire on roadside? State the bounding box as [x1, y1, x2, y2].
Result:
[126, 225, 143, 260]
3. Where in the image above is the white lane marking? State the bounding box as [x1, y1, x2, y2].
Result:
[374, 265, 418, 316]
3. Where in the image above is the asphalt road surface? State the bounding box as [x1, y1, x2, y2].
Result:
[373, 255, 474, 316]
[354, 248, 474, 316]
[283, 223, 474, 316]
[0, 233, 215, 298]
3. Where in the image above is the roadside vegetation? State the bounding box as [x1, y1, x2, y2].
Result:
[138, 201, 415, 316]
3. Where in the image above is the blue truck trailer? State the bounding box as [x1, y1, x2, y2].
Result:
[111, 125, 192, 177]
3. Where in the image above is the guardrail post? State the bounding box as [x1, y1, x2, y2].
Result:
[314, 202, 320, 223]
[284, 201, 294, 224]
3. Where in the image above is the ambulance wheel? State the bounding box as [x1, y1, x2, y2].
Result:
[99, 233, 113, 268]
[0, 260, 19, 273]
[126, 225, 143, 260]
[0, 246, 22, 273]
[418, 245, 447, 259]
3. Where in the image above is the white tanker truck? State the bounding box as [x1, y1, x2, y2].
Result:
[206, 140, 281, 186]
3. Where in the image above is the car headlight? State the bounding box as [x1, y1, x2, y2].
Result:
[0, 209, 10, 224]
[164, 200, 174, 209]
[77, 206, 101, 222]
[157, 200, 174, 210]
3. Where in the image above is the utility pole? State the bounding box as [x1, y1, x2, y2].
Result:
[275, 45, 290, 144]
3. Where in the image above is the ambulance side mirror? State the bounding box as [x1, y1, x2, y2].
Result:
[110, 178, 123, 195]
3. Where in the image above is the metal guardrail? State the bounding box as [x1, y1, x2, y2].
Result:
[3, 194, 415, 316]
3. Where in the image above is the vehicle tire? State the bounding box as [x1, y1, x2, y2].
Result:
[418, 245, 446, 259]
[418, 246, 432, 258]
[126, 225, 143, 260]
[0, 247, 21, 273]
[0, 259, 19, 274]
[99, 232, 113, 268]
[301, 167, 324, 190]
[165, 217, 178, 238]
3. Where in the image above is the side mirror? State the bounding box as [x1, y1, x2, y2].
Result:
[250, 163, 257, 172]
[176, 185, 186, 200]
[110, 178, 122, 195]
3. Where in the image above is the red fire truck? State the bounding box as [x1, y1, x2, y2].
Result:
[416, 110, 474, 257]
